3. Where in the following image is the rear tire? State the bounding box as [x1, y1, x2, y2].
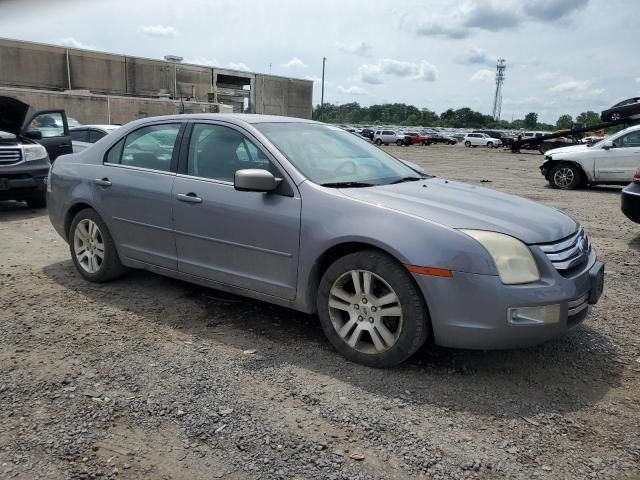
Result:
[69, 208, 126, 282]
[317, 250, 430, 368]
[396, 139, 404, 146]
[549, 163, 583, 190]
[610, 112, 622, 121]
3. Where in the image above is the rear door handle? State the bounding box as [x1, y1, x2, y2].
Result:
[177, 193, 202, 204]
[94, 178, 112, 187]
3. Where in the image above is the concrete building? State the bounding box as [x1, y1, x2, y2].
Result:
[0, 38, 313, 124]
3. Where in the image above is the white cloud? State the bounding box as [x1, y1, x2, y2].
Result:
[358, 58, 438, 84]
[56, 37, 96, 50]
[337, 85, 366, 95]
[549, 80, 591, 92]
[456, 46, 496, 65]
[335, 41, 372, 57]
[281, 57, 307, 69]
[227, 62, 249, 71]
[138, 24, 178, 38]
[184, 57, 218, 67]
[470, 69, 494, 82]
[636, 77, 640, 83]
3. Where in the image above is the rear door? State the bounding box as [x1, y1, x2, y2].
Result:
[595, 130, 640, 182]
[93, 121, 184, 269]
[172, 121, 301, 300]
[24, 110, 72, 161]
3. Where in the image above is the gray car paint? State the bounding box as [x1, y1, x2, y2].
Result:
[48, 113, 598, 350]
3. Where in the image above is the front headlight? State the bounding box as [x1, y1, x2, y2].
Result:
[460, 230, 540, 284]
[23, 144, 48, 162]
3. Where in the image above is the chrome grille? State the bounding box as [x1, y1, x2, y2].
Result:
[537, 228, 590, 271]
[0, 148, 22, 165]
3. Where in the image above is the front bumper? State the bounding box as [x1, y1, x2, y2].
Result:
[0, 158, 50, 201]
[413, 248, 602, 350]
[621, 183, 640, 224]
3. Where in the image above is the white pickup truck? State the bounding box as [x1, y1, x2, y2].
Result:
[540, 125, 640, 189]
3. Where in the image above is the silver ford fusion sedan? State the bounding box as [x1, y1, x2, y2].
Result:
[47, 114, 604, 368]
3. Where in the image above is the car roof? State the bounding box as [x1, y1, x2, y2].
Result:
[70, 124, 120, 130]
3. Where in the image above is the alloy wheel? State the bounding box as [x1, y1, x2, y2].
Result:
[73, 219, 105, 273]
[553, 167, 575, 188]
[328, 270, 403, 354]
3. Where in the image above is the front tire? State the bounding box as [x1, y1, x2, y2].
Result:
[317, 250, 430, 368]
[487, 141, 494, 148]
[69, 208, 126, 282]
[375, 139, 382, 145]
[464, 141, 471, 147]
[549, 163, 583, 190]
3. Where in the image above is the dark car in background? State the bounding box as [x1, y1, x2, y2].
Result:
[360, 128, 375, 140]
[428, 133, 457, 145]
[621, 168, 640, 224]
[601, 97, 640, 122]
[0, 96, 73, 207]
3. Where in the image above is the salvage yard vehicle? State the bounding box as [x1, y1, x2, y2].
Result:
[428, 133, 457, 145]
[541, 125, 640, 189]
[601, 97, 640, 122]
[621, 168, 640, 224]
[71, 125, 120, 152]
[373, 129, 408, 146]
[463, 132, 501, 148]
[0, 96, 73, 207]
[48, 114, 604, 368]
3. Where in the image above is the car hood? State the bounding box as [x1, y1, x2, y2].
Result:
[0, 96, 31, 136]
[340, 178, 577, 244]
[546, 144, 590, 156]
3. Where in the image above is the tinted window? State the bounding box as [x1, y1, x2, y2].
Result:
[108, 124, 180, 171]
[187, 124, 272, 182]
[382, 130, 394, 135]
[88, 130, 106, 143]
[28, 112, 65, 138]
[617, 131, 640, 148]
[70, 129, 88, 142]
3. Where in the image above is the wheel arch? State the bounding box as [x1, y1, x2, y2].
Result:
[304, 240, 424, 315]
[64, 201, 98, 241]
[550, 160, 590, 184]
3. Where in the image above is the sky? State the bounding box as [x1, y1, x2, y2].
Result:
[0, 0, 638, 123]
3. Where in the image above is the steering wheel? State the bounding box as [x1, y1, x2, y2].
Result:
[335, 161, 357, 175]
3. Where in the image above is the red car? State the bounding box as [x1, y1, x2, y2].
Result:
[404, 132, 431, 145]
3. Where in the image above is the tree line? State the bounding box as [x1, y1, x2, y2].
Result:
[313, 102, 602, 132]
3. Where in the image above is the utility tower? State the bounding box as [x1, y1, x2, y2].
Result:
[491, 59, 506, 121]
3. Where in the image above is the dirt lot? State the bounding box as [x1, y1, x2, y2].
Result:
[1, 144, 639, 480]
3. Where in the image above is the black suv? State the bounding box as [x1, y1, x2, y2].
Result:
[0, 96, 72, 208]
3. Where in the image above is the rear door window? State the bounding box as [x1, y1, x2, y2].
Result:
[105, 124, 181, 172]
[88, 130, 106, 143]
[70, 129, 88, 142]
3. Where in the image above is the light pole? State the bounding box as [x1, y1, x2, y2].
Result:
[320, 56, 326, 120]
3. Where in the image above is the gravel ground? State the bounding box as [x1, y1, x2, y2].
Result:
[1, 144, 639, 479]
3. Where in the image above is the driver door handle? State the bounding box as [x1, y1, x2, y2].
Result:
[94, 178, 112, 187]
[177, 193, 203, 204]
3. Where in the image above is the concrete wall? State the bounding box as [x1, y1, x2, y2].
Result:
[0, 38, 313, 119]
[254, 75, 313, 119]
[0, 87, 219, 125]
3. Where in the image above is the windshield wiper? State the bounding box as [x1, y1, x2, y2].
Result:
[320, 181, 375, 188]
[389, 176, 423, 184]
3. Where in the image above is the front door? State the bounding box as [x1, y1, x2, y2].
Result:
[92, 122, 183, 270]
[172, 122, 301, 300]
[24, 110, 72, 161]
[595, 130, 640, 182]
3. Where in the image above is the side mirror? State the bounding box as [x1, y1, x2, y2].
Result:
[234, 169, 280, 193]
[602, 140, 614, 150]
[23, 130, 42, 140]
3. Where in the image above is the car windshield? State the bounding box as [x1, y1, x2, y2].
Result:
[255, 122, 424, 187]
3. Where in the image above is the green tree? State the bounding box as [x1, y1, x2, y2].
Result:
[524, 112, 538, 129]
[556, 114, 573, 130]
[575, 111, 600, 126]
